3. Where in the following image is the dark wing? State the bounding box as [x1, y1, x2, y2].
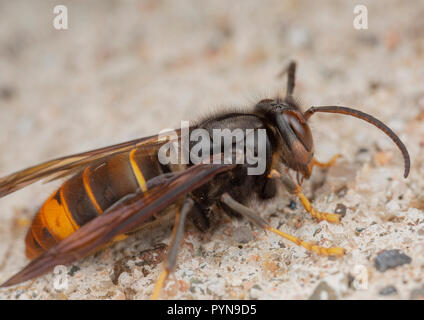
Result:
[0, 129, 181, 198]
[0, 161, 235, 287]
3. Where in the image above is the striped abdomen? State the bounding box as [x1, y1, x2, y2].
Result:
[25, 148, 166, 259]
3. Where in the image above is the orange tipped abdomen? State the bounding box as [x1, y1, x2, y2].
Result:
[24, 149, 163, 259]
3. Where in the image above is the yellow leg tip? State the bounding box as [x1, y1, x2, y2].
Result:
[312, 209, 342, 224]
[310, 245, 346, 256]
[298, 193, 342, 224]
[326, 247, 346, 256]
[308, 207, 342, 224]
[267, 226, 346, 257]
[151, 269, 169, 300]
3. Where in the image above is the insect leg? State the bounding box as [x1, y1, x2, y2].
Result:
[190, 201, 210, 232]
[312, 154, 341, 169]
[260, 169, 278, 199]
[220, 193, 345, 256]
[269, 169, 342, 224]
[151, 197, 194, 300]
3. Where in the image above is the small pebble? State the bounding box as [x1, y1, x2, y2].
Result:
[379, 285, 398, 296]
[369, 81, 381, 92]
[68, 265, 81, 277]
[288, 200, 297, 210]
[313, 228, 322, 237]
[336, 186, 348, 197]
[309, 281, 338, 300]
[335, 203, 347, 217]
[233, 226, 254, 244]
[0, 86, 15, 100]
[410, 287, 424, 300]
[356, 227, 365, 233]
[374, 250, 412, 272]
[249, 285, 262, 299]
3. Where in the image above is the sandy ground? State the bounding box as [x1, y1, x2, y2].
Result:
[0, 0, 424, 300]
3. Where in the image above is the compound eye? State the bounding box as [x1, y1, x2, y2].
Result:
[283, 113, 313, 151]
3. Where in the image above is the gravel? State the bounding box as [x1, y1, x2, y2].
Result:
[0, 0, 423, 300]
[374, 250, 412, 272]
